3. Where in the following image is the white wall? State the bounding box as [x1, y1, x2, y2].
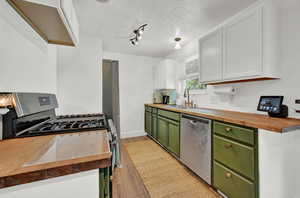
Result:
[103, 52, 161, 138]
[167, 0, 300, 119]
[57, 35, 103, 115]
[0, 1, 57, 94]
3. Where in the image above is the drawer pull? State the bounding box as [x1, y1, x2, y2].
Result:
[225, 173, 232, 179]
[225, 127, 232, 132]
[224, 143, 233, 149]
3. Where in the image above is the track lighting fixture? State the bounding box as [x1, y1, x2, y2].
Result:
[130, 24, 147, 46]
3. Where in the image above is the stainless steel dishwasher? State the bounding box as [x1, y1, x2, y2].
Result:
[180, 114, 211, 185]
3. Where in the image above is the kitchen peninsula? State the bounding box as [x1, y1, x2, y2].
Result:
[0, 131, 112, 198]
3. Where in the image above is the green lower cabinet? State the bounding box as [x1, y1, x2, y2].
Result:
[213, 121, 258, 198]
[157, 116, 169, 147]
[157, 115, 180, 157]
[99, 167, 111, 198]
[152, 114, 158, 139]
[213, 162, 255, 198]
[168, 121, 180, 157]
[145, 111, 152, 135]
[214, 135, 255, 180]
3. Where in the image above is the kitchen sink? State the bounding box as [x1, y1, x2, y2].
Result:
[166, 105, 196, 110]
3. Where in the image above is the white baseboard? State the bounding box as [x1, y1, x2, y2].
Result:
[120, 130, 147, 139]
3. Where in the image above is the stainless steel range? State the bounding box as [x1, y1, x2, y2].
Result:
[0, 93, 109, 139]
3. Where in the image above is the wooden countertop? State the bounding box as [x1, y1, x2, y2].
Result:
[146, 104, 300, 133]
[0, 130, 112, 188]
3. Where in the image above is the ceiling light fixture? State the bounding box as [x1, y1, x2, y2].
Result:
[130, 24, 148, 46]
[174, 37, 182, 50]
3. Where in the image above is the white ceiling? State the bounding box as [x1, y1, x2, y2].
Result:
[74, 0, 257, 58]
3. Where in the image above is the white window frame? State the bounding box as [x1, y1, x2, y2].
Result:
[178, 55, 207, 95]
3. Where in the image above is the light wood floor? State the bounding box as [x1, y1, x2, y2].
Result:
[123, 136, 221, 198]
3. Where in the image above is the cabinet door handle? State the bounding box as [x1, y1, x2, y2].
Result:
[225, 127, 232, 132]
[225, 173, 232, 179]
[224, 143, 233, 149]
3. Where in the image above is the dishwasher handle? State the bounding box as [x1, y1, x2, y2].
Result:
[189, 120, 198, 126]
[182, 114, 211, 125]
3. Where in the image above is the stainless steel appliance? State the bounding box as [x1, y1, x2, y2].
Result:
[0, 93, 109, 139]
[102, 59, 121, 167]
[180, 114, 211, 184]
[108, 119, 121, 168]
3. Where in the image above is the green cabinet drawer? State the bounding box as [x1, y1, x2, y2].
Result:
[213, 161, 255, 198]
[214, 135, 255, 180]
[145, 111, 152, 135]
[158, 109, 180, 121]
[168, 121, 180, 157]
[145, 106, 152, 112]
[214, 121, 254, 145]
[157, 116, 169, 147]
[152, 114, 158, 139]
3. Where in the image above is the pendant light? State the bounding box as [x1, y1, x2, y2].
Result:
[174, 37, 182, 50]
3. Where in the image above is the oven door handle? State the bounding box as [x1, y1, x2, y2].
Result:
[108, 119, 120, 169]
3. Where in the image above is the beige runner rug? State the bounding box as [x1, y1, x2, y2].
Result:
[123, 137, 220, 198]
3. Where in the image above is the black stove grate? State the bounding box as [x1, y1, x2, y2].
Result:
[23, 114, 109, 137]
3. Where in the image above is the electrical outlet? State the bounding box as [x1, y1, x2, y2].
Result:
[295, 99, 300, 113]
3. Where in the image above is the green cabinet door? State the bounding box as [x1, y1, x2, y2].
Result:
[152, 114, 158, 139]
[168, 120, 180, 157]
[157, 116, 169, 147]
[99, 167, 111, 198]
[145, 111, 152, 135]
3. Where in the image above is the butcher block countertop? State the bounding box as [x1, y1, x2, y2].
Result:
[146, 104, 300, 133]
[0, 130, 111, 188]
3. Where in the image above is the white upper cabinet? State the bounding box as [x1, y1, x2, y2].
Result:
[199, 30, 222, 82]
[154, 59, 177, 90]
[223, 7, 262, 79]
[198, 0, 281, 84]
[7, 0, 79, 46]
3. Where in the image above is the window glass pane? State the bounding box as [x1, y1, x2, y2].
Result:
[185, 59, 199, 75]
[185, 78, 206, 90]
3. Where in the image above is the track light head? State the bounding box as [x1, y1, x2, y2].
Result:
[138, 29, 144, 35]
[131, 40, 135, 45]
[137, 34, 142, 40]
